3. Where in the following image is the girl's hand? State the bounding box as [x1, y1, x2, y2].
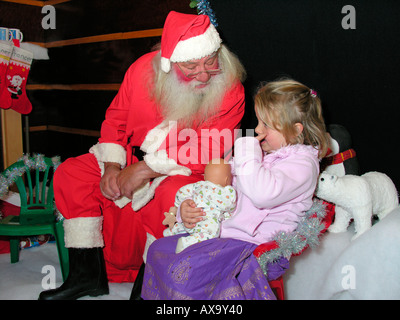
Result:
[180, 199, 205, 229]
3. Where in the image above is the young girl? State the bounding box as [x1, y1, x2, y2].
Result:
[141, 79, 329, 300]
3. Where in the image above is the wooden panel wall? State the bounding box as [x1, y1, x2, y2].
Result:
[1, 0, 193, 165]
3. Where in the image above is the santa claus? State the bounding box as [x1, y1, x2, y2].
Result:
[39, 11, 246, 300]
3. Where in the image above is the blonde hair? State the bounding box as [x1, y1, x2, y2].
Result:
[255, 79, 329, 158]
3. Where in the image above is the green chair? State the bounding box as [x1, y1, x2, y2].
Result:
[0, 155, 69, 281]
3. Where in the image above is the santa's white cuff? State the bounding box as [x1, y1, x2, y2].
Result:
[63, 217, 104, 248]
[89, 142, 127, 175]
[140, 122, 174, 154]
[142, 233, 157, 263]
[144, 150, 191, 176]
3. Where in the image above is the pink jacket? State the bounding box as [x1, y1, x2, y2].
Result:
[220, 137, 320, 245]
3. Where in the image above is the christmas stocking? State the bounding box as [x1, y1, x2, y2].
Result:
[0, 41, 14, 110]
[0, 45, 33, 114]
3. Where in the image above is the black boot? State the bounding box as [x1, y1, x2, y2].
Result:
[39, 247, 109, 300]
[129, 263, 145, 300]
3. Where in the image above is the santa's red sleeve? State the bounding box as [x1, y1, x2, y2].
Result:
[88, 62, 136, 173]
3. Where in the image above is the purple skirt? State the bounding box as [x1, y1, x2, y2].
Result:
[142, 234, 289, 300]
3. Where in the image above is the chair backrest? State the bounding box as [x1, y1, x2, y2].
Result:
[1, 155, 59, 225]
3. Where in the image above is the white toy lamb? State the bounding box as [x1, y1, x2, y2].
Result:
[316, 171, 399, 240]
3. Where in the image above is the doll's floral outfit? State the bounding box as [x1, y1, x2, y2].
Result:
[164, 181, 236, 250]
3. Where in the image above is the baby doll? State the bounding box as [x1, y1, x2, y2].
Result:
[163, 158, 236, 253]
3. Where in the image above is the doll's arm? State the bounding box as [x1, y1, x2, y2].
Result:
[174, 183, 196, 207]
[219, 186, 237, 220]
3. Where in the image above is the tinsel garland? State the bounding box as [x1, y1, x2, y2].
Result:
[257, 199, 328, 277]
[0, 154, 61, 199]
[190, 0, 218, 27]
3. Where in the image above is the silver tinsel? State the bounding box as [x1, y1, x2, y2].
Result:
[0, 154, 61, 198]
[257, 199, 328, 277]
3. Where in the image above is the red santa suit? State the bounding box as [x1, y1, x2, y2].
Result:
[53, 50, 245, 282]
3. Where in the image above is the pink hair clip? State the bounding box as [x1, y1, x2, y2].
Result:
[310, 89, 317, 98]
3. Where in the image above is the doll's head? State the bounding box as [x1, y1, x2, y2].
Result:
[204, 158, 232, 187]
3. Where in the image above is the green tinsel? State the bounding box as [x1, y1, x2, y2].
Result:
[257, 199, 328, 277]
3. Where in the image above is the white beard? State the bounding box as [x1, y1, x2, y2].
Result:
[159, 70, 227, 128]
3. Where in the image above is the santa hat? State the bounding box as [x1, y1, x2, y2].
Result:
[160, 11, 222, 73]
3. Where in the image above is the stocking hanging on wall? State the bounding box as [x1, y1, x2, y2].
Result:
[0, 41, 13, 110]
[0, 45, 33, 114]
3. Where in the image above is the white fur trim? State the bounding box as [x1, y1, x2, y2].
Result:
[133, 121, 191, 210]
[63, 217, 104, 248]
[89, 143, 127, 175]
[144, 150, 191, 176]
[114, 196, 131, 208]
[114, 152, 191, 212]
[111, 121, 191, 211]
[112, 176, 169, 211]
[140, 121, 176, 154]
[170, 24, 221, 63]
[0, 41, 13, 65]
[140, 121, 191, 176]
[131, 176, 168, 211]
[0, 191, 20, 207]
[142, 232, 157, 263]
[129, 152, 190, 211]
[161, 56, 171, 73]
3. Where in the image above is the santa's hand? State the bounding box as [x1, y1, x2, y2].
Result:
[115, 161, 152, 199]
[180, 199, 205, 229]
[100, 162, 121, 201]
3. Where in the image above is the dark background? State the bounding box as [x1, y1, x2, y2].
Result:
[1, 0, 399, 189]
[212, 0, 400, 189]
[212, 0, 400, 187]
